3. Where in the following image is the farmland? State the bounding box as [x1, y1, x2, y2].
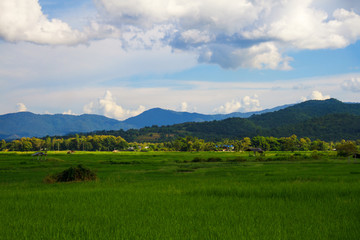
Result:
[1, 151, 360, 239]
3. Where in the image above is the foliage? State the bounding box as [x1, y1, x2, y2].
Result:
[89, 114, 360, 143]
[2, 134, 360, 155]
[44, 164, 97, 183]
[336, 141, 358, 157]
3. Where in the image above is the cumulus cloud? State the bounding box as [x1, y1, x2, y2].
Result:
[93, 0, 360, 69]
[83, 102, 94, 114]
[342, 78, 360, 92]
[63, 109, 77, 115]
[244, 2, 360, 50]
[199, 42, 292, 70]
[180, 102, 188, 112]
[0, 0, 89, 45]
[16, 103, 27, 112]
[2, 0, 360, 70]
[214, 95, 261, 114]
[302, 90, 331, 101]
[84, 90, 146, 120]
[311, 91, 330, 100]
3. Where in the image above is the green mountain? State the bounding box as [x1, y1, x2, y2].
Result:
[92, 99, 360, 142]
[249, 98, 360, 128]
[123, 104, 292, 128]
[0, 104, 291, 140]
[1, 98, 360, 141]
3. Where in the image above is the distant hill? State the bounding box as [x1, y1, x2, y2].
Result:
[249, 98, 360, 128]
[2, 99, 359, 141]
[92, 99, 360, 142]
[0, 104, 291, 139]
[0, 112, 130, 140]
[123, 104, 292, 128]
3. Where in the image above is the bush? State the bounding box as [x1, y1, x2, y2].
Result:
[207, 157, 222, 162]
[192, 157, 206, 162]
[228, 157, 247, 162]
[44, 165, 97, 183]
[310, 150, 320, 159]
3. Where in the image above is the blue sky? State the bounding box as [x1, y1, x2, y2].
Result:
[0, 0, 359, 119]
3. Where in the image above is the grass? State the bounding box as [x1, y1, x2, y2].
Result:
[1, 151, 360, 239]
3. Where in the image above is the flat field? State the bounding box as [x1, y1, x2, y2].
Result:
[1, 151, 360, 239]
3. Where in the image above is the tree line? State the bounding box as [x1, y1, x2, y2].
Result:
[1, 134, 359, 154]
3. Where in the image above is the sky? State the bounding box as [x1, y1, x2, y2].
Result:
[0, 0, 360, 120]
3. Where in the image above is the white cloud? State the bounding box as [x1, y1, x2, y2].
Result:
[1, 0, 360, 70]
[83, 102, 94, 114]
[0, 0, 89, 45]
[180, 102, 188, 112]
[63, 109, 77, 115]
[92, 0, 360, 69]
[214, 100, 242, 114]
[16, 102, 27, 112]
[243, 2, 360, 50]
[309, 90, 331, 100]
[214, 95, 261, 114]
[242, 95, 261, 112]
[342, 78, 360, 92]
[199, 42, 292, 70]
[300, 96, 308, 102]
[89, 90, 146, 120]
[2, 73, 359, 116]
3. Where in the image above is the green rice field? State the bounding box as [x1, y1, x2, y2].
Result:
[1, 151, 360, 239]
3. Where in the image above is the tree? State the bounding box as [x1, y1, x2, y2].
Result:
[31, 137, 43, 151]
[0, 139, 7, 151]
[310, 140, 329, 151]
[240, 137, 251, 150]
[45, 137, 52, 151]
[251, 136, 270, 151]
[280, 135, 299, 151]
[336, 141, 358, 157]
[20, 138, 33, 151]
[299, 137, 311, 151]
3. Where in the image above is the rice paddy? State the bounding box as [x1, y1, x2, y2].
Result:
[1, 151, 360, 239]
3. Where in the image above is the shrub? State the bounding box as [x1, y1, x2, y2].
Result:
[228, 157, 246, 162]
[44, 165, 97, 183]
[207, 157, 222, 162]
[192, 157, 206, 162]
[310, 150, 320, 159]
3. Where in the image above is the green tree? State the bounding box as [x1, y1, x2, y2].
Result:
[299, 137, 311, 151]
[0, 139, 7, 151]
[336, 141, 358, 157]
[240, 137, 251, 150]
[251, 136, 270, 151]
[45, 137, 52, 151]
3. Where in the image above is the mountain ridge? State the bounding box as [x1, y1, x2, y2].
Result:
[1, 99, 359, 140]
[91, 99, 360, 142]
[0, 103, 292, 139]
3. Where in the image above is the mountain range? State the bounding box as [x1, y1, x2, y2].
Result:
[93, 98, 360, 142]
[1, 99, 360, 141]
[0, 103, 291, 140]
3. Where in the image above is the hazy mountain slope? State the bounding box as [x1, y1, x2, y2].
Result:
[2, 99, 359, 140]
[123, 104, 293, 129]
[0, 112, 129, 139]
[0, 104, 290, 139]
[123, 108, 218, 127]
